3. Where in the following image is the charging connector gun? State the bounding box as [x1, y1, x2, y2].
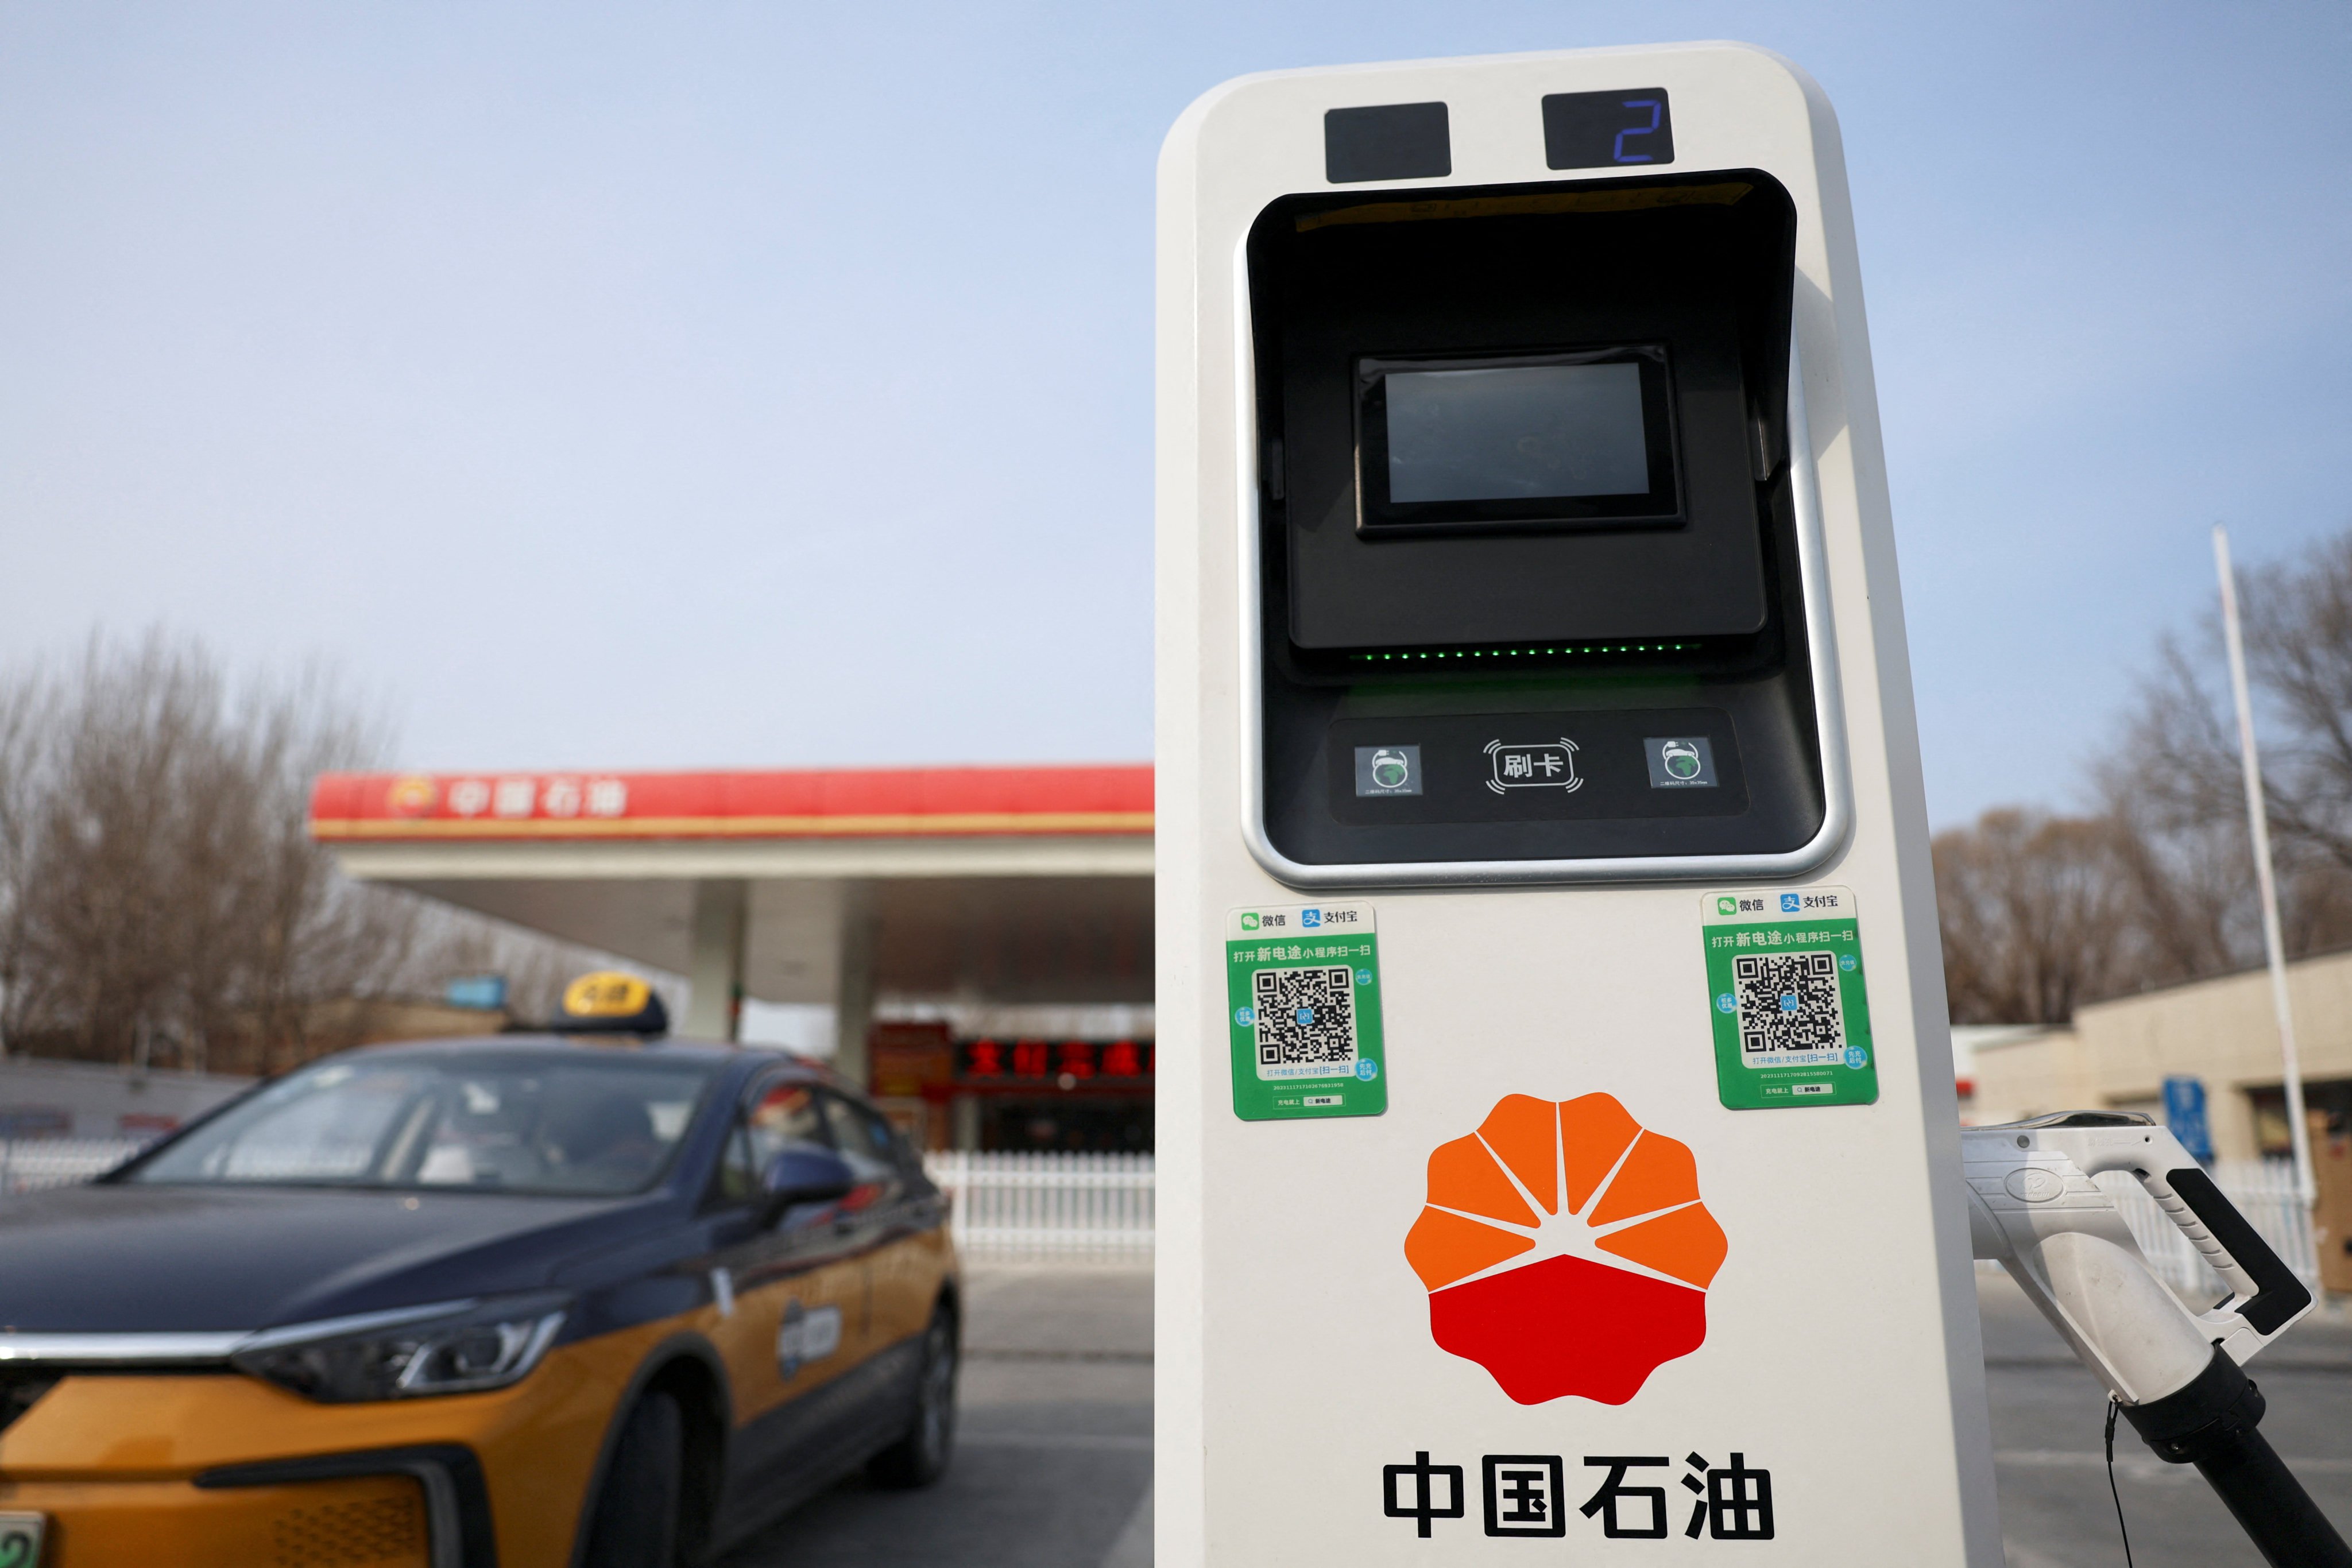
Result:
[1964, 1112, 2347, 1567]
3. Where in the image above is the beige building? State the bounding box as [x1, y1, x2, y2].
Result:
[1966, 950, 2352, 1162]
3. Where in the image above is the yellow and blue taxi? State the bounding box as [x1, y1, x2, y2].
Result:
[0, 976, 958, 1567]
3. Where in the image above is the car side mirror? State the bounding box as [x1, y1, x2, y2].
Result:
[759, 1148, 854, 1226]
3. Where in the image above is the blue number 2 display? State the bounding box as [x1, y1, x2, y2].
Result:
[1612, 99, 1664, 163]
[1542, 87, 1677, 172]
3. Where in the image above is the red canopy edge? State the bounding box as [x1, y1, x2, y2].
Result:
[308, 764, 1156, 841]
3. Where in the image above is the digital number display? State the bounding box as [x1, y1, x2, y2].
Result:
[1542, 88, 1674, 170]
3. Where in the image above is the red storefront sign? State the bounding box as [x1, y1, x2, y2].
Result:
[956, 1037, 1155, 1087]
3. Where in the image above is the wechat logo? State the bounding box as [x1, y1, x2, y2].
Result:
[1240, 912, 1260, 931]
[1716, 897, 1738, 917]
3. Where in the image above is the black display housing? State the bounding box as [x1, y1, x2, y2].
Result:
[1247, 169, 1825, 869]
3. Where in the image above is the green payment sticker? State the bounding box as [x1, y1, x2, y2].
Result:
[1225, 903, 1387, 1121]
[1701, 885, 1878, 1110]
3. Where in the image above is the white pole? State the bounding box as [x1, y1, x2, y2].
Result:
[2213, 525, 2319, 1206]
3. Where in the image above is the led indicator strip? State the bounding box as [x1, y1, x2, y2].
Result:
[1346, 641, 1702, 664]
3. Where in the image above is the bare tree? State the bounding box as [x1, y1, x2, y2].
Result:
[0, 633, 605, 1074]
[2239, 533, 2352, 868]
[2102, 528, 2352, 967]
[1933, 810, 2146, 1024]
[1934, 526, 2352, 1024]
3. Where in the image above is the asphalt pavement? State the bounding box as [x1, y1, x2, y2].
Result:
[723, 1265, 2349, 1567]
[719, 1266, 1154, 1568]
[1982, 1268, 2352, 1568]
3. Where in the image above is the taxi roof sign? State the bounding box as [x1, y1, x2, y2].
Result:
[558, 971, 668, 1036]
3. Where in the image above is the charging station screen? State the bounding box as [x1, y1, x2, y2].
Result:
[1387, 362, 1646, 501]
[1356, 347, 1678, 533]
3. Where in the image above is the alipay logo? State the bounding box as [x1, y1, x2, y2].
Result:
[1780, 894, 1801, 912]
[1302, 909, 1322, 928]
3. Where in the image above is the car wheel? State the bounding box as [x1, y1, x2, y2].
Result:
[869, 1303, 958, 1489]
[582, 1387, 684, 1567]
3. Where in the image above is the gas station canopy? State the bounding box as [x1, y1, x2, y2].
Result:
[308, 764, 1154, 1081]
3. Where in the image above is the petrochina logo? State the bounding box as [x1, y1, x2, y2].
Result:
[1405, 1093, 1727, 1406]
[385, 776, 437, 817]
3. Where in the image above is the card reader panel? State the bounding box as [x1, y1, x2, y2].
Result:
[1246, 168, 1825, 873]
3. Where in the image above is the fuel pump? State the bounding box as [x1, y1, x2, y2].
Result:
[1966, 1112, 2349, 1567]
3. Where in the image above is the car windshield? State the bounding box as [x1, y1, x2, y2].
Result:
[127, 1052, 719, 1197]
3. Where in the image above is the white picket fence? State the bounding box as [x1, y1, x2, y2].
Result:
[2098, 1160, 2320, 1297]
[3, 1140, 1159, 1264]
[6, 1139, 2313, 1294]
[0, 1137, 146, 1195]
[924, 1151, 1155, 1264]
[5, 1139, 2317, 1298]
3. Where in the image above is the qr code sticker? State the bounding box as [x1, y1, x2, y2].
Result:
[1253, 966, 1357, 1078]
[1734, 950, 1847, 1065]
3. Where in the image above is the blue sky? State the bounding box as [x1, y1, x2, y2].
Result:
[2, 2, 2346, 826]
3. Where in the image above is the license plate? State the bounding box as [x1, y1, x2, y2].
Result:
[0, 1513, 44, 1568]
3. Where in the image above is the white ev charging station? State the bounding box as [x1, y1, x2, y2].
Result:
[1155, 41, 2343, 1568]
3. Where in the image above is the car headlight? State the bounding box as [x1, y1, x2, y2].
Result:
[229, 1293, 569, 1403]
